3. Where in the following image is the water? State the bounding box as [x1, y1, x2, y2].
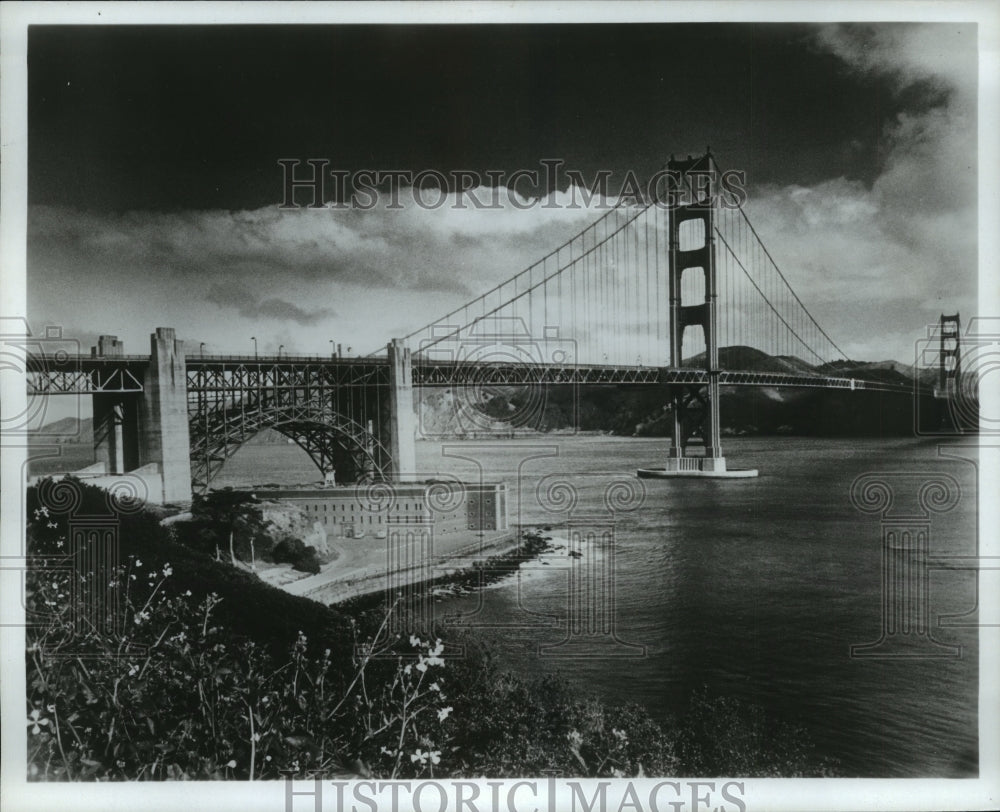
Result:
[208, 435, 983, 776]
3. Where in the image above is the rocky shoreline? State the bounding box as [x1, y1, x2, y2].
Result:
[331, 527, 558, 613]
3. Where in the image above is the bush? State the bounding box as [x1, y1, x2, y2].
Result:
[272, 538, 321, 574]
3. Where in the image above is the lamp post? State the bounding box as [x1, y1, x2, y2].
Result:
[278, 344, 284, 359]
[329, 339, 335, 360]
[251, 336, 257, 359]
[200, 342, 205, 358]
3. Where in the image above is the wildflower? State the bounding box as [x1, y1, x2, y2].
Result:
[46, 704, 55, 714]
[403, 664, 413, 676]
[162, 564, 173, 577]
[415, 660, 428, 673]
[135, 559, 142, 567]
[429, 682, 440, 692]
[437, 706, 452, 722]
[226, 760, 237, 768]
[409, 634, 422, 647]
[130, 574, 136, 580]
[26, 708, 49, 735]
[429, 751, 441, 765]
[410, 749, 428, 764]
[429, 639, 444, 657]
[185, 590, 192, 596]
[128, 664, 139, 677]
[56, 539, 64, 548]
[47, 521, 58, 529]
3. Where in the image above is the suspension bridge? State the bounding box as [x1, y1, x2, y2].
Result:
[25, 151, 953, 502]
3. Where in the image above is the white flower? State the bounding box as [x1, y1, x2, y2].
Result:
[184, 590, 192, 596]
[437, 706, 452, 722]
[162, 565, 173, 577]
[226, 759, 237, 768]
[409, 635, 422, 647]
[47, 521, 58, 529]
[410, 749, 428, 764]
[128, 664, 139, 676]
[415, 660, 428, 673]
[429, 682, 440, 692]
[134, 559, 142, 567]
[429, 750, 441, 765]
[26, 708, 49, 735]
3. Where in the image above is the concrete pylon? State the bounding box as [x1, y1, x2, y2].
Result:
[139, 328, 192, 502]
[92, 335, 139, 475]
[387, 338, 417, 482]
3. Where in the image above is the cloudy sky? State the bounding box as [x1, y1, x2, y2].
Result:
[27, 22, 977, 363]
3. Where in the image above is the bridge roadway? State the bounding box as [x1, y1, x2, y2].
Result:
[25, 353, 917, 395]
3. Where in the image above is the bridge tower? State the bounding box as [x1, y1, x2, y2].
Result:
[664, 152, 727, 474]
[934, 313, 961, 400]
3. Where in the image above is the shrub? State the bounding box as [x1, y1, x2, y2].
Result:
[272, 538, 321, 574]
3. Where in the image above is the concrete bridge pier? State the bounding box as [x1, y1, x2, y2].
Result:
[138, 327, 192, 502]
[92, 335, 140, 474]
[93, 396, 140, 474]
[386, 338, 417, 482]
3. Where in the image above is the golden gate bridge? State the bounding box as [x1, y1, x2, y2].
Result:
[25, 151, 959, 502]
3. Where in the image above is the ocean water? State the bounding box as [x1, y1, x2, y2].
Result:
[171, 435, 985, 776]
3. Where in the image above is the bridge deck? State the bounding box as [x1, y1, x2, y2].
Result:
[24, 354, 917, 394]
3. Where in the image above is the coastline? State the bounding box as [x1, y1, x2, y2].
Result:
[331, 528, 563, 612]
[266, 525, 559, 606]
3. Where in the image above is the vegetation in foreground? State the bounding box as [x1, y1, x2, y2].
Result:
[25, 477, 834, 780]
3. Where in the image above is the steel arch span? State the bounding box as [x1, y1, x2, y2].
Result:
[188, 403, 391, 493]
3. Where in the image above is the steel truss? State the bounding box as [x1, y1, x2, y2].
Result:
[26, 366, 145, 394]
[186, 360, 392, 492]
